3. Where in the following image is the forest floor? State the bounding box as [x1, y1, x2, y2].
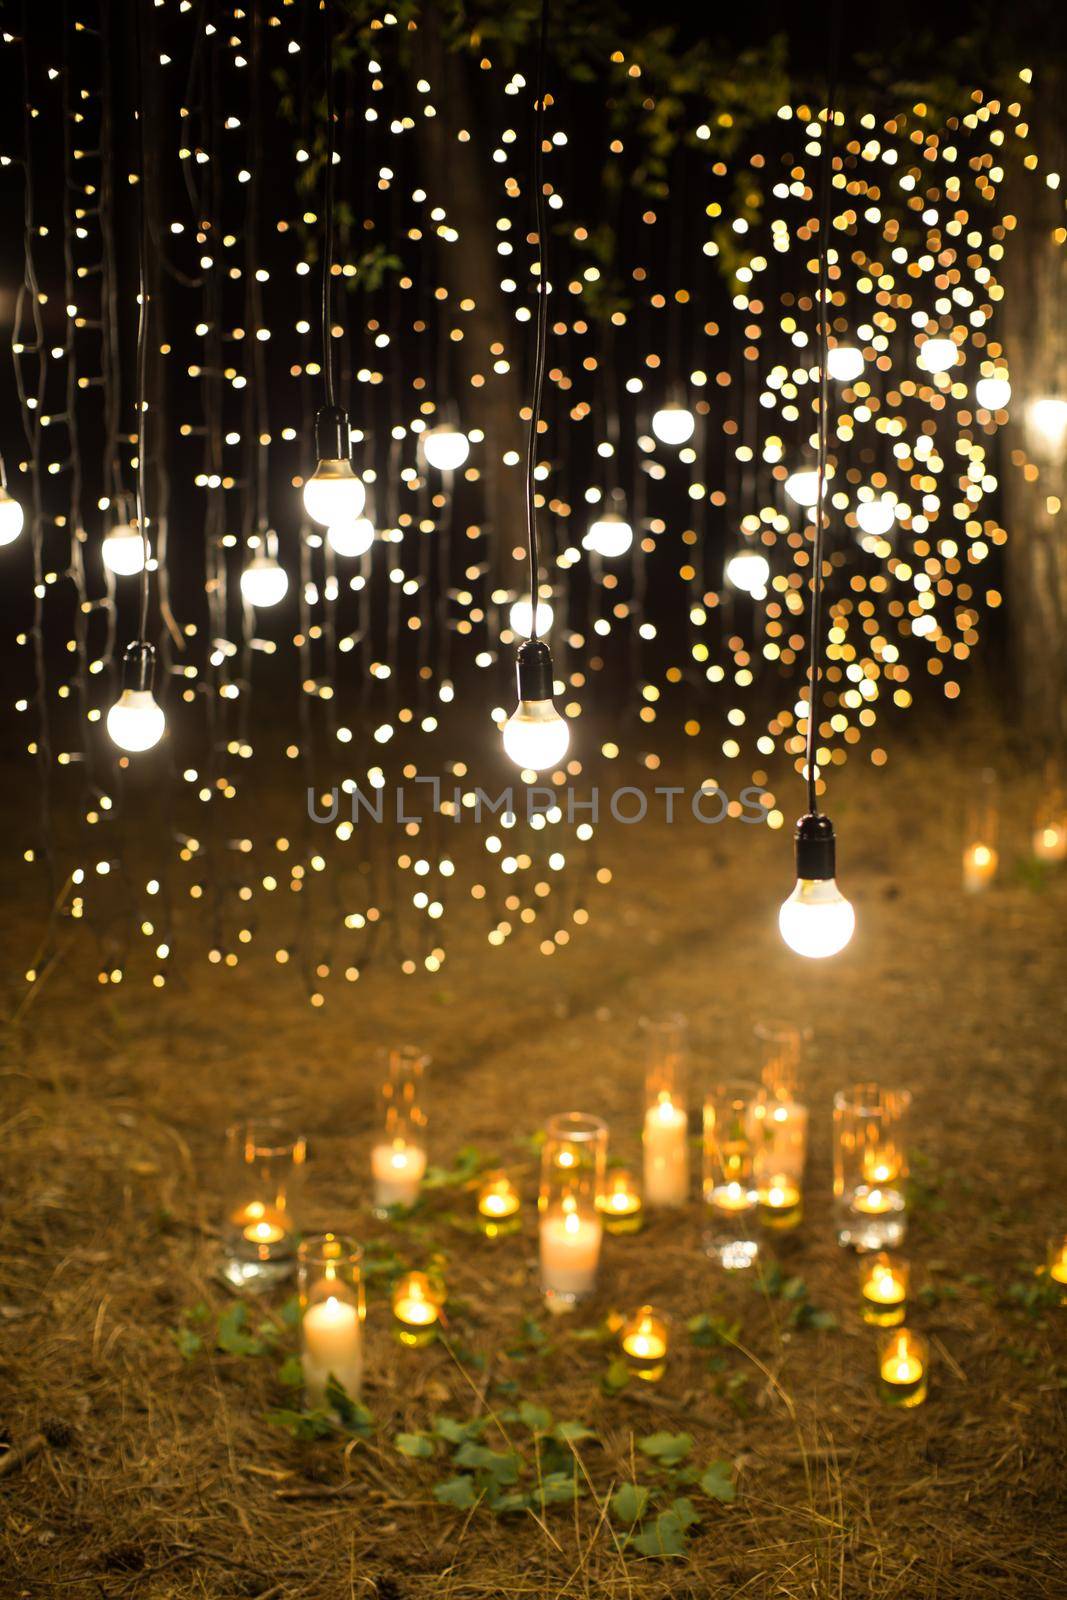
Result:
[0, 718, 1065, 1599]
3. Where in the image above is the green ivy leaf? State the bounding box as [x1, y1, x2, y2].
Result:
[172, 1326, 202, 1361]
[669, 1496, 701, 1528]
[265, 1407, 336, 1442]
[601, 1358, 631, 1394]
[395, 1431, 435, 1459]
[638, 1431, 693, 1465]
[687, 1312, 740, 1348]
[279, 1296, 302, 1329]
[700, 1460, 737, 1503]
[554, 1420, 597, 1444]
[433, 1415, 486, 1445]
[486, 1486, 531, 1514]
[324, 1376, 373, 1437]
[433, 1475, 479, 1509]
[216, 1303, 269, 1357]
[518, 1400, 553, 1432]
[537, 1470, 580, 1506]
[277, 1353, 304, 1389]
[611, 1482, 651, 1523]
[630, 1509, 688, 1557]
[453, 1442, 521, 1485]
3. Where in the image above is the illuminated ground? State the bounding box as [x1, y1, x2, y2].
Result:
[0, 717, 1064, 1598]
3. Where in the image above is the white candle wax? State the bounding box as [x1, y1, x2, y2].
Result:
[642, 1098, 690, 1207]
[371, 1141, 427, 1209]
[750, 1098, 808, 1182]
[539, 1208, 602, 1301]
[302, 1295, 363, 1408]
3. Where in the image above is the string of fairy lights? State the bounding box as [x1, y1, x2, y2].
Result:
[1, 3, 1063, 1001]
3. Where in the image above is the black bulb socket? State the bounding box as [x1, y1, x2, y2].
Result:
[516, 637, 554, 703]
[120, 639, 156, 695]
[793, 811, 837, 881]
[314, 405, 350, 463]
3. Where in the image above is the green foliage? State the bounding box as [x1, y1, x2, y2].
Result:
[611, 1482, 651, 1523]
[638, 1432, 693, 1466]
[216, 1302, 274, 1358]
[423, 1145, 486, 1189]
[433, 1474, 480, 1509]
[757, 1265, 837, 1331]
[629, 1507, 689, 1558]
[172, 1326, 203, 1361]
[700, 1459, 737, 1503]
[395, 1431, 436, 1459]
[687, 1311, 741, 1348]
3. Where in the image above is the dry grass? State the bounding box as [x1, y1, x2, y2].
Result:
[0, 719, 1065, 1598]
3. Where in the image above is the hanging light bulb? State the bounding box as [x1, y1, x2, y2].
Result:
[303, 406, 365, 526]
[725, 548, 770, 596]
[327, 517, 375, 558]
[509, 594, 554, 636]
[827, 345, 864, 382]
[240, 549, 289, 608]
[1025, 396, 1067, 461]
[784, 469, 820, 508]
[422, 424, 470, 473]
[778, 814, 855, 959]
[102, 521, 147, 576]
[651, 403, 696, 446]
[502, 638, 569, 771]
[855, 497, 896, 538]
[106, 641, 166, 753]
[974, 375, 1011, 411]
[583, 509, 633, 558]
[0, 486, 24, 546]
[917, 337, 958, 374]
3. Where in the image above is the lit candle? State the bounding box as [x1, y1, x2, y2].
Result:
[596, 1169, 644, 1235]
[859, 1252, 909, 1327]
[709, 1180, 754, 1214]
[301, 1295, 363, 1409]
[861, 1145, 900, 1186]
[1048, 1237, 1067, 1302]
[477, 1172, 521, 1237]
[371, 1140, 427, 1211]
[539, 1204, 603, 1309]
[878, 1328, 928, 1407]
[620, 1305, 668, 1381]
[391, 1271, 443, 1345]
[1034, 822, 1067, 863]
[756, 1175, 802, 1231]
[852, 1185, 894, 1216]
[642, 1094, 689, 1208]
[962, 841, 998, 893]
[232, 1199, 290, 1247]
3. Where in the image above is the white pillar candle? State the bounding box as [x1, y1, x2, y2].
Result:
[539, 1207, 602, 1301]
[301, 1295, 362, 1409]
[642, 1097, 689, 1207]
[371, 1141, 427, 1209]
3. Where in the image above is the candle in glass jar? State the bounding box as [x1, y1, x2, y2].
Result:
[371, 1140, 427, 1210]
[539, 1206, 602, 1305]
[232, 1199, 290, 1246]
[642, 1095, 689, 1207]
[620, 1305, 668, 1380]
[1034, 822, 1067, 863]
[301, 1295, 362, 1409]
[391, 1271, 443, 1345]
[709, 1180, 753, 1213]
[860, 1253, 908, 1327]
[852, 1185, 894, 1216]
[757, 1175, 802, 1230]
[477, 1172, 521, 1236]
[962, 842, 997, 893]
[1048, 1237, 1067, 1301]
[597, 1170, 643, 1234]
[878, 1328, 927, 1407]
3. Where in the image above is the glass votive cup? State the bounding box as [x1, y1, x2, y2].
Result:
[477, 1171, 522, 1238]
[298, 1234, 364, 1413]
[756, 1174, 803, 1232]
[391, 1270, 445, 1347]
[596, 1169, 644, 1235]
[641, 1014, 690, 1209]
[833, 1083, 911, 1251]
[619, 1305, 669, 1382]
[372, 1045, 429, 1217]
[703, 1081, 760, 1270]
[1047, 1235, 1067, 1302]
[878, 1327, 928, 1408]
[539, 1113, 607, 1313]
[859, 1251, 909, 1327]
[222, 1121, 306, 1292]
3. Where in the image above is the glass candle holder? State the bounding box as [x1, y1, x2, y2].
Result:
[859, 1251, 909, 1327]
[962, 768, 999, 892]
[476, 1171, 522, 1238]
[619, 1305, 669, 1382]
[641, 1013, 690, 1208]
[539, 1113, 607, 1313]
[755, 1019, 811, 1099]
[371, 1045, 429, 1216]
[298, 1234, 364, 1412]
[391, 1270, 445, 1347]
[1033, 767, 1067, 863]
[878, 1327, 928, 1408]
[833, 1083, 911, 1251]
[596, 1168, 644, 1235]
[756, 1174, 803, 1231]
[1047, 1235, 1067, 1302]
[703, 1081, 760, 1270]
[222, 1121, 306, 1292]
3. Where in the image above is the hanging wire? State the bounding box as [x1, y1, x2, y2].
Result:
[133, 0, 151, 645]
[804, 7, 842, 817]
[322, 0, 337, 409]
[524, 0, 550, 640]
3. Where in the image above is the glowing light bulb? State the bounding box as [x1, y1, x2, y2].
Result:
[974, 376, 1011, 411]
[102, 522, 146, 576]
[856, 498, 896, 537]
[779, 877, 855, 959]
[240, 553, 288, 608]
[303, 459, 366, 526]
[917, 337, 958, 374]
[509, 595, 553, 636]
[503, 698, 570, 771]
[107, 641, 165, 753]
[0, 487, 24, 545]
[725, 548, 770, 596]
[327, 517, 375, 557]
[651, 404, 695, 445]
[784, 470, 820, 508]
[583, 512, 633, 557]
[1026, 396, 1067, 460]
[422, 425, 470, 472]
[827, 346, 864, 382]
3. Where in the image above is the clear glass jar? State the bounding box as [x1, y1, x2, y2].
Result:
[298, 1234, 364, 1412]
[641, 1014, 690, 1208]
[833, 1082, 911, 1250]
[702, 1081, 760, 1269]
[539, 1113, 607, 1312]
[371, 1045, 429, 1216]
[221, 1121, 306, 1292]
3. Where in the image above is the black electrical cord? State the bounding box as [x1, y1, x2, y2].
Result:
[525, 0, 550, 640]
[322, 0, 336, 410]
[804, 6, 842, 817]
[134, 0, 151, 645]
